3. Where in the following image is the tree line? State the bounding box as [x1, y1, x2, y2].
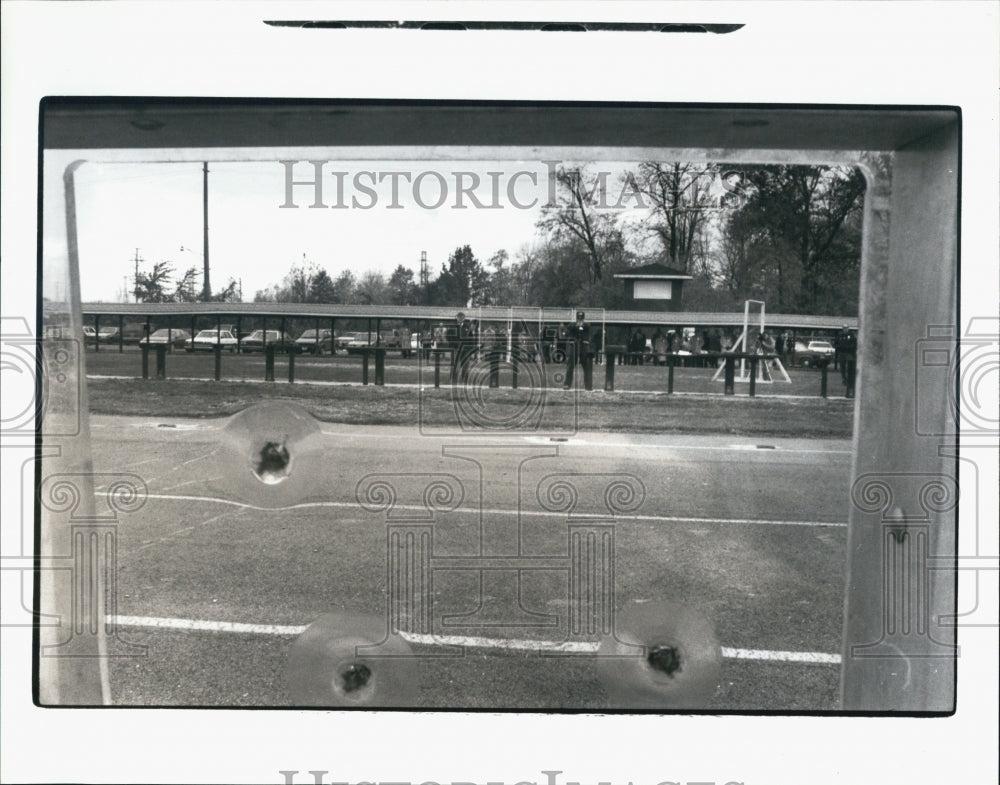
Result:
[132, 262, 241, 304]
[137, 162, 868, 316]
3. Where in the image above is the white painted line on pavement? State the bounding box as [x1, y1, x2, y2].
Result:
[127, 492, 848, 528]
[111, 615, 306, 636]
[523, 436, 850, 455]
[95, 421, 851, 454]
[400, 631, 596, 652]
[107, 615, 841, 664]
[720, 647, 841, 664]
[133, 421, 210, 431]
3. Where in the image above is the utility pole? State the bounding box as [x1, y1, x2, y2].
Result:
[420, 250, 429, 301]
[131, 248, 144, 302]
[202, 162, 211, 300]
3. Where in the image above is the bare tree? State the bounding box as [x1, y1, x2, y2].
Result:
[716, 210, 759, 300]
[637, 162, 718, 273]
[281, 256, 319, 302]
[537, 166, 620, 284]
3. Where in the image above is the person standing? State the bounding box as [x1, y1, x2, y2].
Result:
[782, 331, 792, 362]
[564, 310, 594, 391]
[756, 330, 774, 382]
[451, 311, 475, 384]
[838, 326, 858, 386]
[652, 328, 667, 366]
[833, 326, 848, 372]
[628, 328, 645, 365]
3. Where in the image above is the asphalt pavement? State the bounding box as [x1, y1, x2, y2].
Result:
[88, 413, 851, 709]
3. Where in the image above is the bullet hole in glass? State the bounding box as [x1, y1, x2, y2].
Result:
[647, 645, 682, 677]
[340, 663, 372, 693]
[254, 440, 290, 484]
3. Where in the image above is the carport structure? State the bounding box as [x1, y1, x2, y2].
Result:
[76, 301, 858, 353]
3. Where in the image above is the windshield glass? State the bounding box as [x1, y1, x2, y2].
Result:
[39, 101, 962, 717]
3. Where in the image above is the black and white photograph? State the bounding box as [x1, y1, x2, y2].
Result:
[3, 2, 998, 784]
[39, 114, 901, 711]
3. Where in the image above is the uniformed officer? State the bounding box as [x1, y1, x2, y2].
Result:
[838, 325, 858, 385]
[564, 310, 594, 391]
[452, 311, 476, 384]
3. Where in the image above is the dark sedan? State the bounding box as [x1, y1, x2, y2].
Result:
[294, 329, 334, 354]
[240, 329, 295, 353]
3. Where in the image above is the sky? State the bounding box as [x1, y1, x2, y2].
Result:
[67, 158, 671, 303]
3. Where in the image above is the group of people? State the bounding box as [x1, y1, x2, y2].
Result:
[445, 310, 857, 393]
[621, 327, 709, 366]
[449, 310, 599, 391]
[752, 330, 796, 358]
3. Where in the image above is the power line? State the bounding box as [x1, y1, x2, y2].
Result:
[202, 162, 211, 300]
[131, 248, 144, 302]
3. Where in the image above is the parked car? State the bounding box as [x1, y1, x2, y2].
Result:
[139, 328, 190, 348]
[294, 328, 334, 354]
[345, 332, 385, 354]
[82, 325, 117, 344]
[240, 329, 295, 353]
[185, 329, 238, 352]
[404, 331, 421, 358]
[335, 332, 362, 351]
[795, 339, 835, 368]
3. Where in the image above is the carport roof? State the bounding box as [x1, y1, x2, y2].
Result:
[71, 302, 857, 331]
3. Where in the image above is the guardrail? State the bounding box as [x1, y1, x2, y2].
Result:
[133, 342, 856, 398]
[602, 348, 855, 398]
